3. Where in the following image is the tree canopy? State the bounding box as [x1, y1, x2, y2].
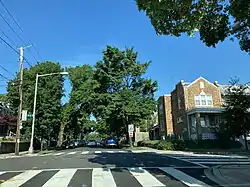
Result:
[7, 61, 64, 141]
[222, 78, 250, 150]
[137, 0, 250, 53]
[93, 46, 158, 136]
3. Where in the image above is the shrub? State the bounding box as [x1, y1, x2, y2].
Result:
[156, 140, 174, 150]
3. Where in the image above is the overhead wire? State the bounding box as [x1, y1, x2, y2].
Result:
[0, 73, 10, 81]
[0, 0, 42, 62]
[0, 1, 40, 64]
[0, 65, 15, 77]
[0, 27, 16, 48]
[0, 35, 32, 67]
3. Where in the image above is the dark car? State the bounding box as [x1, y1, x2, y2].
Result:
[65, 140, 76, 149]
[86, 140, 97, 147]
[105, 137, 118, 148]
[79, 140, 87, 147]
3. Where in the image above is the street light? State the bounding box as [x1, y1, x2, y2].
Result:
[28, 72, 68, 154]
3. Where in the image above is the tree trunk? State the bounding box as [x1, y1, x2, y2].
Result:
[244, 133, 248, 152]
[40, 138, 43, 152]
[126, 116, 133, 148]
[57, 122, 66, 147]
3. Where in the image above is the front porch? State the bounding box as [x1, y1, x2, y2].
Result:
[187, 108, 224, 140]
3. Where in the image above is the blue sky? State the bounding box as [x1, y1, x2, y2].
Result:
[0, 0, 249, 103]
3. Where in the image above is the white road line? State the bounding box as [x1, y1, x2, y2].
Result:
[186, 158, 250, 162]
[0, 171, 5, 176]
[42, 169, 77, 187]
[128, 167, 165, 187]
[160, 167, 211, 187]
[106, 151, 115, 153]
[0, 170, 42, 187]
[175, 155, 248, 158]
[197, 161, 250, 164]
[53, 152, 64, 156]
[163, 154, 208, 168]
[81, 151, 90, 154]
[95, 151, 102, 154]
[118, 151, 126, 153]
[92, 168, 117, 187]
[67, 151, 77, 155]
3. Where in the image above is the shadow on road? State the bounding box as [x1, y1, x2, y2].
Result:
[88, 152, 198, 169]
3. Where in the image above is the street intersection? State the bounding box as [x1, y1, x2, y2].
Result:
[0, 147, 249, 186]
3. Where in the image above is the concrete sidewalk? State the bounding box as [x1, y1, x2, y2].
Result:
[0, 151, 29, 159]
[205, 165, 250, 186]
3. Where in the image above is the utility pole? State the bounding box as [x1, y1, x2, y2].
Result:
[15, 47, 24, 156]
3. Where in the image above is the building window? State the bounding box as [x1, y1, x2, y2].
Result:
[194, 94, 213, 106]
[178, 98, 181, 109]
[195, 95, 200, 106]
[201, 95, 206, 105]
[207, 95, 213, 106]
[200, 81, 204, 89]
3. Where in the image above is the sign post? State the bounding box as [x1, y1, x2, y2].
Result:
[128, 124, 134, 148]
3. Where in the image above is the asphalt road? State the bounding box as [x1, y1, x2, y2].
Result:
[0, 147, 244, 186]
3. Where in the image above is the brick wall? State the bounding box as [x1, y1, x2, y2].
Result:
[171, 82, 188, 137]
[185, 78, 222, 110]
[163, 95, 173, 135]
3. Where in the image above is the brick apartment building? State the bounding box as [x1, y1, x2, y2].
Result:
[157, 77, 227, 141]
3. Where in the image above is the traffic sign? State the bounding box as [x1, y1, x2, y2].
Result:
[22, 110, 27, 121]
[129, 132, 133, 137]
[128, 124, 134, 133]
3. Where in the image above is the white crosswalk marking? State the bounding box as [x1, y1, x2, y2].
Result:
[53, 152, 64, 156]
[92, 168, 117, 187]
[128, 167, 165, 187]
[174, 154, 250, 166]
[160, 167, 211, 187]
[0, 170, 42, 187]
[118, 150, 126, 153]
[67, 151, 77, 155]
[42, 169, 77, 187]
[81, 151, 90, 154]
[0, 167, 217, 186]
[95, 151, 101, 154]
[106, 151, 115, 153]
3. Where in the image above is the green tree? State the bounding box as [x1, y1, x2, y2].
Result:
[57, 103, 74, 147]
[222, 78, 250, 151]
[136, 0, 250, 53]
[0, 94, 7, 103]
[94, 46, 158, 146]
[63, 65, 98, 140]
[7, 61, 64, 146]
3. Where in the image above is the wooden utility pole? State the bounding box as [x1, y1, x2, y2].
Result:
[15, 47, 24, 156]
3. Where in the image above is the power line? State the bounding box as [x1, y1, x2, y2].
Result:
[0, 9, 37, 64]
[0, 28, 16, 48]
[0, 0, 42, 62]
[0, 35, 32, 67]
[0, 65, 15, 77]
[0, 73, 10, 81]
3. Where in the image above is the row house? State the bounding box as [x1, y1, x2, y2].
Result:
[158, 77, 228, 141]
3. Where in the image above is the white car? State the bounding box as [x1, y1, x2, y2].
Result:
[87, 140, 97, 147]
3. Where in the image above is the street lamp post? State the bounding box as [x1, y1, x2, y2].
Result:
[28, 72, 68, 154]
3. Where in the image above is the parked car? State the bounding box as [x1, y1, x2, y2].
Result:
[105, 137, 118, 148]
[79, 140, 87, 147]
[65, 140, 76, 149]
[73, 140, 79, 147]
[86, 140, 97, 147]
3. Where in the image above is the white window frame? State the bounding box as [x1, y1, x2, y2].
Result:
[194, 94, 213, 106]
